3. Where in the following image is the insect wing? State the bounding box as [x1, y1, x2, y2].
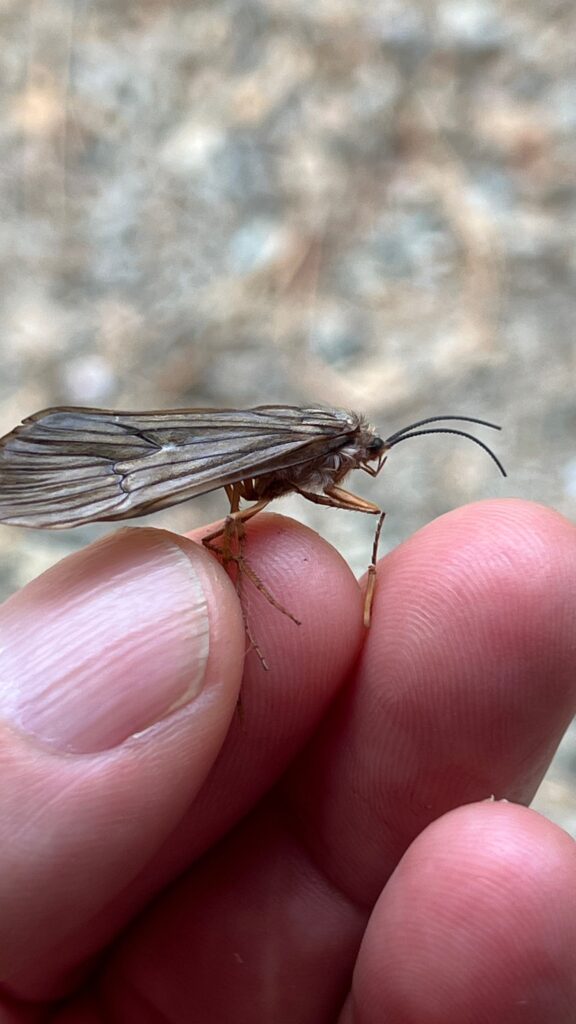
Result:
[0, 405, 357, 527]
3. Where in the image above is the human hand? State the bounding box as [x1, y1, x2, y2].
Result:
[0, 500, 575, 1022]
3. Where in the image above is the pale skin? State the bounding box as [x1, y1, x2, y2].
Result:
[0, 499, 575, 1022]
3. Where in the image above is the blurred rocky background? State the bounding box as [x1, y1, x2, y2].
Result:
[0, 0, 575, 833]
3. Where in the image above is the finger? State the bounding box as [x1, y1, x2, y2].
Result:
[285, 500, 576, 904]
[0, 527, 245, 1000]
[0, 515, 366, 1005]
[102, 514, 366, 930]
[344, 801, 576, 1024]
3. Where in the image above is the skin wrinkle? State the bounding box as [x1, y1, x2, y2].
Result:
[4, 763, 129, 897]
[279, 785, 376, 926]
[0, 530, 212, 751]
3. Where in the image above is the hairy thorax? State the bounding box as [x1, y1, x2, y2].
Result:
[246, 430, 382, 501]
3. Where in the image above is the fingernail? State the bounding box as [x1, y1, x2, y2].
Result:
[0, 529, 211, 753]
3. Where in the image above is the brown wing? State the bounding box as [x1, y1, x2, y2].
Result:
[0, 405, 359, 527]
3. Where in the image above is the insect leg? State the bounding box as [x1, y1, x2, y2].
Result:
[363, 511, 386, 628]
[201, 498, 270, 550]
[203, 497, 301, 669]
[294, 486, 384, 627]
[293, 484, 381, 515]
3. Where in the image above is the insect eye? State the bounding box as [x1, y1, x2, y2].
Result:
[366, 436, 385, 455]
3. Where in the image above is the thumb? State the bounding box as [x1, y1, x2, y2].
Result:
[0, 527, 244, 1001]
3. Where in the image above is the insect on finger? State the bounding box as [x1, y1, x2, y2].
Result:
[0, 404, 505, 662]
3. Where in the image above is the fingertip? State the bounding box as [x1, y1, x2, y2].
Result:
[360, 498, 576, 800]
[192, 511, 366, 694]
[240, 512, 365, 661]
[354, 801, 576, 1023]
[368, 498, 576, 631]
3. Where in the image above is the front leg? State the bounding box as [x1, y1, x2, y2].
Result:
[294, 485, 384, 627]
[294, 484, 381, 515]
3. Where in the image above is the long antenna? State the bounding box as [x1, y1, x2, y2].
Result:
[383, 416, 506, 477]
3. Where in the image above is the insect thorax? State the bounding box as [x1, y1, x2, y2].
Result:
[249, 427, 382, 500]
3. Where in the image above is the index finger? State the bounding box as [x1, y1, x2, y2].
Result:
[285, 499, 576, 905]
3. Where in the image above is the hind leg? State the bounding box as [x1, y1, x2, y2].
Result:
[202, 492, 300, 669]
